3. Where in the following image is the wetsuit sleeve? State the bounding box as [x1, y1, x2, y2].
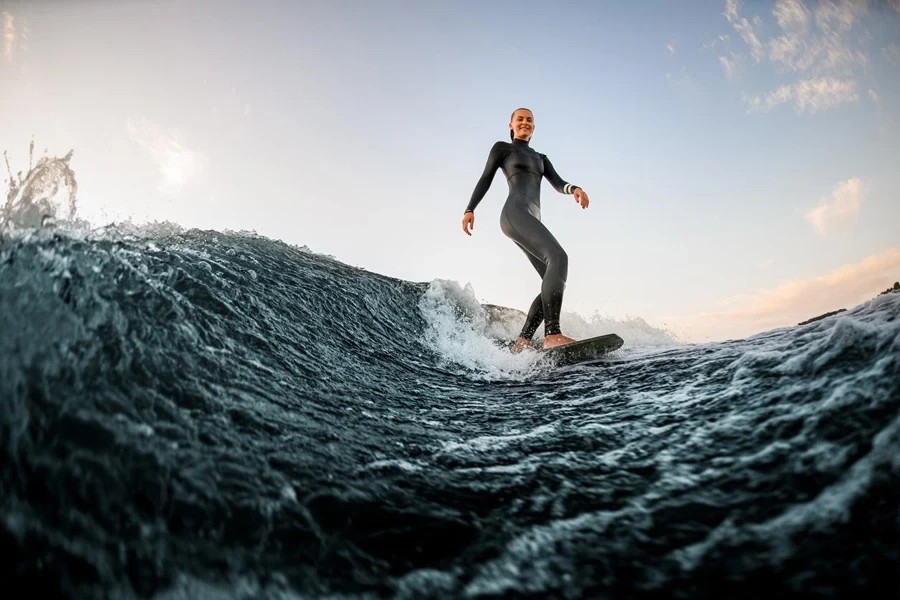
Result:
[465, 141, 506, 213]
[541, 154, 580, 195]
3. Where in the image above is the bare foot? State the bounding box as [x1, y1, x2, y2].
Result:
[542, 333, 576, 349]
[511, 337, 535, 354]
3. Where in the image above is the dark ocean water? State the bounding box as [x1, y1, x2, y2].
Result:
[1, 222, 899, 600]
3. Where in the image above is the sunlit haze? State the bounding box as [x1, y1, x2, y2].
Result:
[2, 0, 898, 342]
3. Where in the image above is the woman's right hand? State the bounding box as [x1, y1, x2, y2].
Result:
[462, 211, 475, 236]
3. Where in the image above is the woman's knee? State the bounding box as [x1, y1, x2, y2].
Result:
[551, 247, 568, 272]
[551, 248, 569, 284]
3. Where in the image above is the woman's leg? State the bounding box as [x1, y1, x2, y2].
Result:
[501, 208, 569, 337]
[514, 242, 546, 340]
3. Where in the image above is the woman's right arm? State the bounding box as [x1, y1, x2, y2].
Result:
[464, 141, 505, 214]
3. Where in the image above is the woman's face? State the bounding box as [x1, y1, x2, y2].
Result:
[510, 109, 534, 141]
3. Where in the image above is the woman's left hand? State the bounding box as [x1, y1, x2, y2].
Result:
[574, 188, 590, 209]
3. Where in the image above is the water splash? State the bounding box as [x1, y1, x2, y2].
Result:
[2, 139, 78, 230]
[417, 278, 682, 381]
[418, 278, 544, 380]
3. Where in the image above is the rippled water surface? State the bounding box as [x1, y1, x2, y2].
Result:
[2, 225, 898, 599]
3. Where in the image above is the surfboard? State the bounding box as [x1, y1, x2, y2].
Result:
[541, 333, 624, 366]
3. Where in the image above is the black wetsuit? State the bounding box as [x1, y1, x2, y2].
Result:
[465, 138, 580, 339]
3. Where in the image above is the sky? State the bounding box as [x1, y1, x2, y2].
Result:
[1, 0, 898, 343]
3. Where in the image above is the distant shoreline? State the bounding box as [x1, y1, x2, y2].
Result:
[483, 282, 900, 333]
[798, 281, 899, 326]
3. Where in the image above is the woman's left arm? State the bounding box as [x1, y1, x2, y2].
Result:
[542, 154, 590, 209]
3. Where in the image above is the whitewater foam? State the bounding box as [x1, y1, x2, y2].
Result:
[417, 279, 544, 380]
[417, 278, 683, 380]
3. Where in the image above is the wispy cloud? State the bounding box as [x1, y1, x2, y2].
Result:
[663, 247, 900, 342]
[703, 33, 731, 51]
[746, 76, 859, 113]
[126, 118, 206, 195]
[722, 0, 875, 113]
[704, 30, 742, 78]
[725, 0, 766, 61]
[3, 12, 14, 62]
[885, 43, 900, 64]
[773, 0, 810, 30]
[868, 87, 894, 131]
[805, 177, 863, 236]
[719, 55, 738, 79]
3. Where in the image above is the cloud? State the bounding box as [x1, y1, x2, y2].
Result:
[703, 34, 731, 51]
[3, 12, 14, 61]
[805, 177, 863, 236]
[126, 118, 206, 195]
[773, 0, 810, 30]
[885, 43, 900, 64]
[769, 0, 867, 73]
[719, 54, 738, 78]
[868, 87, 894, 131]
[725, 0, 766, 61]
[662, 247, 900, 342]
[722, 0, 874, 113]
[746, 76, 859, 112]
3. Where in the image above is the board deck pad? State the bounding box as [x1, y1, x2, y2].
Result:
[541, 333, 624, 366]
